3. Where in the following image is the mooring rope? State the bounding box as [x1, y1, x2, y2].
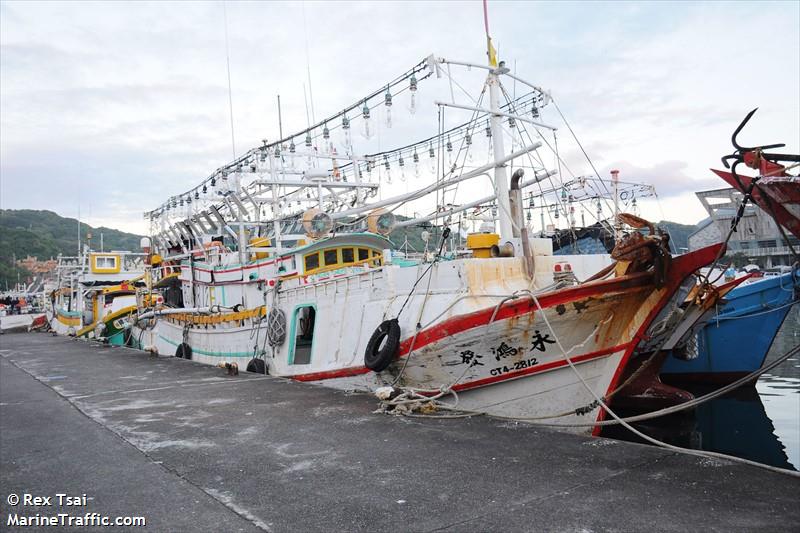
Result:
[379, 291, 800, 478]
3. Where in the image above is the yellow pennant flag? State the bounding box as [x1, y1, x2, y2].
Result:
[487, 36, 498, 67]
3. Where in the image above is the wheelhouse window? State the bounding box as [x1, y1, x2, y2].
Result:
[303, 245, 382, 274]
[342, 248, 355, 263]
[304, 252, 320, 271]
[96, 256, 117, 269]
[323, 249, 338, 266]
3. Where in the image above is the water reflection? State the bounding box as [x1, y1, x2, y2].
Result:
[603, 305, 800, 471]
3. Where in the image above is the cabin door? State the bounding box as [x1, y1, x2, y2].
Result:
[289, 305, 316, 365]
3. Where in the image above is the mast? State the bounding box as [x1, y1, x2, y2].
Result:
[484, 0, 514, 244]
[488, 69, 513, 242]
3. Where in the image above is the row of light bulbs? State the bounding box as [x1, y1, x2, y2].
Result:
[151, 76, 549, 219]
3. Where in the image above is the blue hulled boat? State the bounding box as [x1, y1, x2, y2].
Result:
[661, 269, 799, 384]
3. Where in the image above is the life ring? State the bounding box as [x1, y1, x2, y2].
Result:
[246, 358, 267, 374]
[175, 342, 192, 360]
[364, 318, 401, 372]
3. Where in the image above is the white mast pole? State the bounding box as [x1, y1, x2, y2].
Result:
[483, 0, 514, 243]
[488, 71, 513, 241]
[269, 153, 282, 252]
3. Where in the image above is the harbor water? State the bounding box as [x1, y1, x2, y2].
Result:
[603, 305, 800, 471]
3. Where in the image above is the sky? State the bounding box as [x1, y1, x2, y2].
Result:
[1, 0, 798, 235]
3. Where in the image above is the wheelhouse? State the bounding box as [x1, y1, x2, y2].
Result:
[284, 233, 390, 277]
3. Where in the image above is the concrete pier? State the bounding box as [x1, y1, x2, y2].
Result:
[1, 333, 798, 532]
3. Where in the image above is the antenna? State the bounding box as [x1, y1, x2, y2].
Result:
[223, 2, 237, 159]
[277, 95, 284, 139]
[301, 1, 316, 123]
[303, 83, 311, 128]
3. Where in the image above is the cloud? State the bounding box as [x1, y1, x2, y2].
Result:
[1, 0, 798, 235]
[600, 160, 719, 199]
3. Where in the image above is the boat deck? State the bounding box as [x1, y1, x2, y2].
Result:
[1, 333, 797, 532]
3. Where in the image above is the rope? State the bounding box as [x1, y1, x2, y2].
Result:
[711, 298, 798, 322]
[379, 288, 800, 477]
[395, 228, 451, 320]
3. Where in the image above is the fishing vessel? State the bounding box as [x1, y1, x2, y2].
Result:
[130, 32, 723, 433]
[658, 110, 800, 384]
[47, 250, 145, 344]
[661, 269, 799, 384]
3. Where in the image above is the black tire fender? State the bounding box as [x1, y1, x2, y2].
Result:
[364, 319, 401, 372]
[175, 342, 192, 360]
[246, 358, 267, 374]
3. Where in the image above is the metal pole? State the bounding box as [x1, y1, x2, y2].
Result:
[269, 153, 282, 252]
[488, 71, 513, 242]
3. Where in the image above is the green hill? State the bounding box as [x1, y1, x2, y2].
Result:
[0, 208, 700, 289]
[0, 209, 143, 289]
[655, 220, 697, 253]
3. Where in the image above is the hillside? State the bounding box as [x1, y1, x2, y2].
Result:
[0, 210, 143, 289]
[655, 220, 696, 253]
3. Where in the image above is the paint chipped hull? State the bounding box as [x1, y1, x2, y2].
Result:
[300, 246, 721, 434]
[316, 288, 641, 433]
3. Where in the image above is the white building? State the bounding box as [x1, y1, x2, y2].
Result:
[688, 188, 799, 268]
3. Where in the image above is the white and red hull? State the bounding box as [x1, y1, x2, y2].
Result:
[134, 244, 721, 435]
[290, 245, 722, 434]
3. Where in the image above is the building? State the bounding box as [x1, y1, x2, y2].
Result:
[688, 188, 799, 268]
[16, 256, 58, 275]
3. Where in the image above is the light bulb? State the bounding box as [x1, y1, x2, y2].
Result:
[342, 115, 352, 150]
[384, 88, 393, 128]
[362, 101, 372, 139]
[409, 74, 418, 115]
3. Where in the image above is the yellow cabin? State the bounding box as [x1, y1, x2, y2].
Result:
[284, 233, 390, 277]
[90, 253, 122, 274]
